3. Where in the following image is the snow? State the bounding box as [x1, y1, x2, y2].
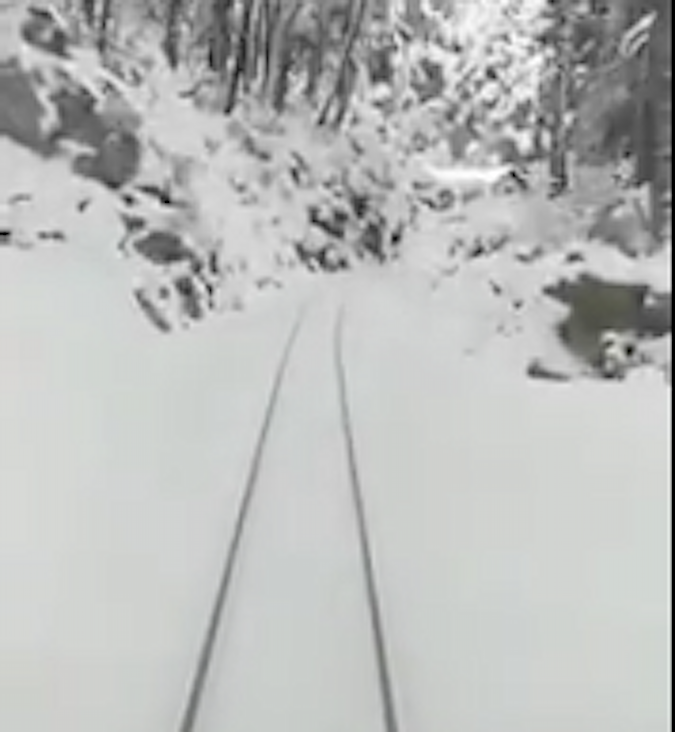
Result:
[344, 276, 672, 732]
[0, 244, 314, 731]
[0, 23, 670, 728]
[0, 138, 125, 253]
[423, 162, 519, 189]
[196, 295, 383, 732]
[0, 256, 670, 730]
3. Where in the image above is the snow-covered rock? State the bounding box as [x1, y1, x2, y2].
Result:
[0, 4, 142, 188]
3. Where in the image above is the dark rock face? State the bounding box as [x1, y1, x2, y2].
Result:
[545, 274, 670, 337]
[545, 272, 672, 378]
[84, 130, 142, 189]
[0, 58, 56, 154]
[174, 275, 204, 320]
[0, 6, 142, 188]
[642, 291, 673, 336]
[20, 5, 71, 58]
[132, 230, 197, 266]
[134, 288, 172, 333]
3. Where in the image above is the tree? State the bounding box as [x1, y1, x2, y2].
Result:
[164, 0, 185, 68]
[97, 0, 115, 54]
[223, 0, 257, 113]
[648, 0, 671, 244]
[547, 0, 575, 196]
[209, 0, 236, 73]
[318, 0, 369, 127]
[82, 0, 97, 27]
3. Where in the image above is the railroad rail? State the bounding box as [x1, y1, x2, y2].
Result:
[176, 298, 401, 732]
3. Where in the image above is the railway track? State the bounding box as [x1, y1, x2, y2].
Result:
[175, 297, 402, 732]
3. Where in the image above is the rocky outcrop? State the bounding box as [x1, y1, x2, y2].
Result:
[544, 270, 672, 380]
[0, 4, 142, 188]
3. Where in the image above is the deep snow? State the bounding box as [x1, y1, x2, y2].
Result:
[1, 4, 671, 729]
[0, 252, 671, 731]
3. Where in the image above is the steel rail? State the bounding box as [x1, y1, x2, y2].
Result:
[177, 304, 308, 732]
[334, 306, 402, 732]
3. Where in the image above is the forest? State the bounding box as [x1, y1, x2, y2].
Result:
[0, 7, 671, 729]
[0, 0, 672, 380]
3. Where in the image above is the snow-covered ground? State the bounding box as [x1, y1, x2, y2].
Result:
[345, 275, 672, 732]
[0, 252, 670, 731]
[0, 244, 313, 731]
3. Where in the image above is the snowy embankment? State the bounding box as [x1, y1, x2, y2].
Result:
[399, 177, 672, 383]
[1, 1, 670, 382]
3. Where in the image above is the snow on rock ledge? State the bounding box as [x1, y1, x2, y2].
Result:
[542, 246, 672, 381]
[0, 4, 142, 188]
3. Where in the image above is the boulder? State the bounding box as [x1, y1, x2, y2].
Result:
[20, 4, 71, 58]
[545, 271, 672, 377]
[0, 5, 142, 188]
[545, 274, 669, 337]
[79, 130, 142, 188]
[0, 57, 57, 153]
[174, 274, 204, 320]
[132, 229, 197, 267]
[134, 287, 172, 333]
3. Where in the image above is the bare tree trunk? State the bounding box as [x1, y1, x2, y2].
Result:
[82, 0, 97, 27]
[269, 0, 305, 111]
[247, 0, 267, 90]
[97, 0, 114, 55]
[224, 0, 258, 113]
[318, 0, 369, 127]
[404, 0, 422, 29]
[210, 0, 236, 73]
[649, 0, 672, 244]
[262, 0, 282, 96]
[549, 0, 573, 196]
[305, 6, 326, 102]
[332, 57, 359, 127]
[164, 0, 184, 68]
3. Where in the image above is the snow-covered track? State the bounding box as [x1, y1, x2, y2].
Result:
[176, 305, 308, 732]
[335, 306, 402, 732]
[174, 295, 402, 732]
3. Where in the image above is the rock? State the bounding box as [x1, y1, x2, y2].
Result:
[90, 130, 141, 188]
[131, 229, 199, 268]
[134, 287, 172, 332]
[545, 271, 672, 377]
[20, 4, 71, 56]
[308, 202, 349, 240]
[319, 246, 349, 272]
[0, 5, 142, 187]
[545, 274, 665, 335]
[360, 217, 387, 262]
[642, 291, 672, 336]
[53, 84, 142, 187]
[174, 274, 204, 320]
[598, 331, 640, 380]
[0, 57, 57, 153]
